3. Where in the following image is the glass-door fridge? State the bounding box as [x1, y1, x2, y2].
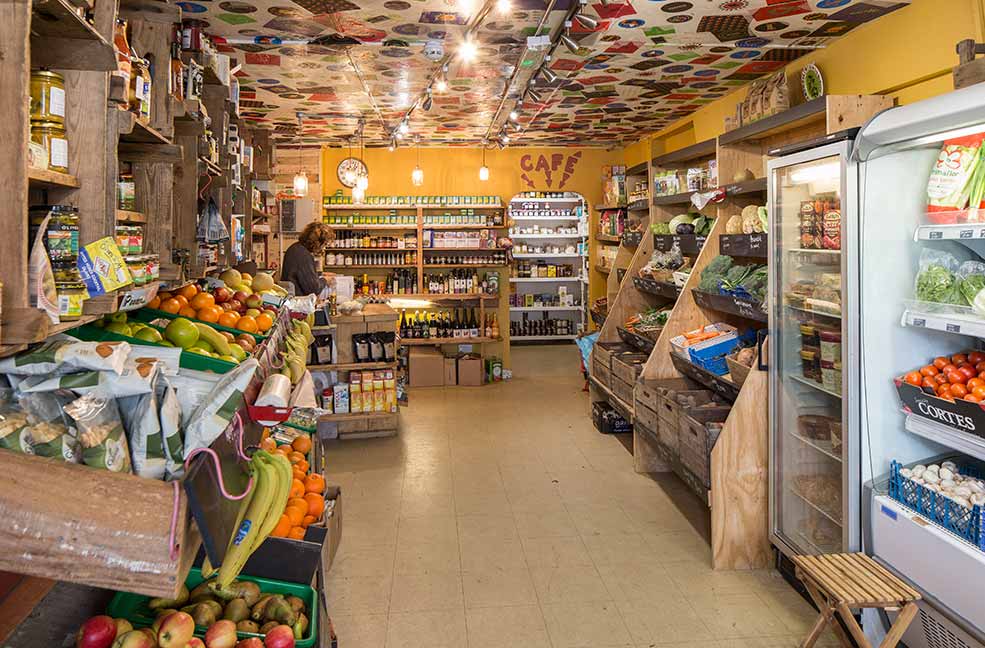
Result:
[768, 135, 860, 557]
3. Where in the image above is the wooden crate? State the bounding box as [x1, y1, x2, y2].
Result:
[592, 341, 631, 371]
[611, 352, 648, 384]
[610, 374, 635, 407]
[634, 400, 660, 433]
[634, 379, 661, 412]
[679, 406, 732, 486]
[592, 357, 611, 388]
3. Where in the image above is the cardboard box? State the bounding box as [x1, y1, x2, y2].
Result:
[443, 357, 458, 386]
[410, 347, 445, 387]
[457, 356, 484, 386]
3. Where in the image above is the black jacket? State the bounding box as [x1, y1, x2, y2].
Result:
[281, 242, 326, 296]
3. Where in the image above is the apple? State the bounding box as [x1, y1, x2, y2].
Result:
[219, 331, 235, 343]
[186, 639, 205, 648]
[137, 629, 157, 645]
[233, 291, 249, 305]
[245, 308, 261, 318]
[245, 295, 263, 309]
[213, 287, 231, 304]
[111, 630, 154, 648]
[203, 620, 237, 648]
[77, 615, 118, 648]
[220, 302, 236, 311]
[157, 612, 194, 648]
[151, 611, 176, 636]
[227, 300, 243, 313]
[113, 620, 133, 637]
[262, 625, 294, 648]
[235, 640, 264, 648]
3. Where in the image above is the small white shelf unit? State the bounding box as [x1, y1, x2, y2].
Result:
[508, 192, 588, 342]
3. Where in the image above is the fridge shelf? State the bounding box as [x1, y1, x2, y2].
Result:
[904, 414, 985, 463]
[915, 222, 985, 241]
[790, 488, 843, 527]
[788, 248, 841, 255]
[902, 302, 985, 338]
[670, 352, 740, 402]
[692, 289, 768, 323]
[786, 304, 842, 320]
[789, 374, 842, 399]
[790, 430, 843, 463]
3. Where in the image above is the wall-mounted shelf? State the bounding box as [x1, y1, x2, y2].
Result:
[28, 167, 80, 188]
[652, 138, 716, 166]
[116, 210, 147, 224]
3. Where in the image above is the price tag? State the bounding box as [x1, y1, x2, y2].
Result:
[459, 344, 473, 353]
[961, 229, 973, 239]
[929, 230, 943, 240]
[117, 283, 160, 312]
[748, 233, 765, 253]
[912, 317, 926, 327]
[947, 323, 961, 333]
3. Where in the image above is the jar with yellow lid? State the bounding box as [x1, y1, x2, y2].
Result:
[30, 69, 66, 125]
[126, 256, 147, 285]
[55, 282, 85, 320]
[30, 121, 68, 173]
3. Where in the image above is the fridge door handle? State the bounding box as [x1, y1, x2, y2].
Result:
[757, 328, 768, 371]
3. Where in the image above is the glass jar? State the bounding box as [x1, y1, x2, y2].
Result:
[55, 281, 85, 320]
[145, 254, 160, 280]
[129, 56, 150, 119]
[113, 19, 132, 106]
[51, 260, 82, 283]
[115, 226, 131, 254]
[128, 226, 143, 255]
[126, 256, 147, 285]
[30, 121, 68, 173]
[117, 174, 135, 211]
[29, 205, 79, 261]
[30, 69, 66, 125]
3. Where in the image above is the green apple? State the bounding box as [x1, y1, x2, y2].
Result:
[134, 327, 163, 343]
[105, 322, 131, 337]
[190, 339, 214, 354]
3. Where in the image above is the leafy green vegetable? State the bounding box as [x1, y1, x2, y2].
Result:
[960, 274, 985, 305]
[651, 222, 671, 235]
[698, 255, 733, 292]
[739, 266, 769, 302]
[668, 214, 694, 233]
[915, 265, 959, 303]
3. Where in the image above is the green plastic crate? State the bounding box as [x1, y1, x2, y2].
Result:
[68, 323, 238, 374]
[134, 307, 268, 341]
[106, 567, 318, 647]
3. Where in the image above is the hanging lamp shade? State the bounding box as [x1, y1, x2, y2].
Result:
[411, 166, 424, 186]
[479, 165, 489, 181]
[293, 170, 308, 197]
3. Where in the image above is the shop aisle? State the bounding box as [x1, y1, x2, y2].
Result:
[324, 346, 831, 648]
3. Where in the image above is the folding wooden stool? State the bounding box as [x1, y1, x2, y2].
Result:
[791, 553, 921, 648]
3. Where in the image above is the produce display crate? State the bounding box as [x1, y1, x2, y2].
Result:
[592, 341, 632, 370]
[658, 388, 716, 455]
[610, 374, 635, 407]
[726, 355, 751, 388]
[889, 456, 985, 550]
[133, 308, 268, 341]
[691, 289, 767, 324]
[634, 379, 662, 412]
[634, 400, 659, 434]
[193, 523, 327, 585]
[669, 323, 738, 362]
[107, 567, 319, 647]
[633, 276, 679, 300]
[69, 323, 238, 374]
[591, 400, 632, 434]
[611, 351, 648, 384]
[616, 326, 655, 354]
[679, 406, 732, 486]
[653, 234, 706, 255]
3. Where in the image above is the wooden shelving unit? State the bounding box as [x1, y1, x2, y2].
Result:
[27, 168, 80, 188]
[400, 336, 500, 346]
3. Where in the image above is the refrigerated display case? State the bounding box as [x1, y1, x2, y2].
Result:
[768, 135, 860, 558]
[853, 84, 985, 647]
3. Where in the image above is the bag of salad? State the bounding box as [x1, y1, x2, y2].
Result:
[927, 132, 985, 222]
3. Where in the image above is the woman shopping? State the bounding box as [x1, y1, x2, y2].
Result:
[280, 222, 335, 296]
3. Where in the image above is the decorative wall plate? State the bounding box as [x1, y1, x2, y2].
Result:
[337, 157, 368, 188]
[801, 64, 824, 101]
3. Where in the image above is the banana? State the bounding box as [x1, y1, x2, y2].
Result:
[249, 452, 291, 553]
[193, 322, 234, 356]
[293, 320, 313, 344]
[204, 466, 257, 582]
[214, 457, 276, 589]
[287, 357, 305, 384]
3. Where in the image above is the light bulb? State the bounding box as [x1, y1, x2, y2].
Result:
[574, 13, 598, 29]
[560, 34, 579, 54]
[399, 121, 409, 135]
[496, 0, 511, 13]
[500, 133, 510, 144]
[388, 140, 396, 151]
[459, 38, 478, 62]
[435, 77, 448, 92]
[541, 68, 558, 84]
[395, 131, 405, 140]
[458, 0, 475, 15]
[352, 184, 365, 202]
[509, 110, 519, 121]
[293, 171, 308, 197]
[479, 165, 489, 181]
[411, 166, 424, 186]
[356, 174, 368, 191]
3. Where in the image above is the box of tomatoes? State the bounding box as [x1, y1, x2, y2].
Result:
[895, 350, 985, 438]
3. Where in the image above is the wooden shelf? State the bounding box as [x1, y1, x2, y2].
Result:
[309, 361, 397, 371]
[116, 209, 147, 224]
[512, 335, 577, 341]
[626, 162, 648, 176]
[324, 204, 419, 211]
[326, 264, 416, 269]
[719, 97, 827, 145]
[198, 157, 223, 176]
[633, 276, 680, 300]
[596, 265, 611, 275]
[594, 204, 625, 211]
[27, 167, 80, 188]
[382, 293, 497, 301]
[691, 289, 767, 323]
[669, 352, 740, 403]
[120, 115, 172, 145]
[724, 177, 768, 196]
[597, 233, 620, 243]
[627, 200, 649, 212]
[325, 223, 417, 230]
[30, 0, 116, 71]
[588, 375, 633, 421]
[652, 138, 717, 166]
[425, 248, 506, 252]
[652, 191, 696, 206]
[423, 224, 504, 230]
[423, 264, 508, 269]
[399, 336, 500, 345]
[319, 410, 398, 422]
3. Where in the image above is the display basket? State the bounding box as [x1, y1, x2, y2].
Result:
[889, 457, 985, 551]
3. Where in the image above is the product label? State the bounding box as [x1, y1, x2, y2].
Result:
[49, 86, 65, 118]
[233, 519, 252, 545]
[49, 136, 68, 169]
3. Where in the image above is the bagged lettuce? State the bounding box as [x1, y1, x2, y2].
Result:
[181, 359, 258, 458]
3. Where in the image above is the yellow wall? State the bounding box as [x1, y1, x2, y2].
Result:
[321, 145, 620, 367]
[626, 0, 985, 159]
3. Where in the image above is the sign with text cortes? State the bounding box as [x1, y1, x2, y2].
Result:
[519, 151, 582, 190]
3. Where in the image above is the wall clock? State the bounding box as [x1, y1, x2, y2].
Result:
[337, 157, 368, 188]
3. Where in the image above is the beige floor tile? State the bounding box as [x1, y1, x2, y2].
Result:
[514, 509, 579, 538]
[386, 609, 468, 648]
[507, 489, 568, 514]
[688, 593, 791, 639]
[340, 513, 400, 547]
[643, 529, 713, 564]
[458, 512, 518, 540]
[328, 543, 394, 578]
[718, 636, 841, 648]
[581, 533, 655, 566]
[459, 535, 528, 571]
[530, 564, 611, 603]
[466, 604, 551, 648]
[397, 514, 459, 546]
[454, 487, 513, 515]
[567, 504, 640, 536]
[463, 567, 538, 608]
[541, 600, 634, 648]
[663, 561, 757, 597]
[327, 613, 387, 648]
[393, 539, 461, 574]
[596, 560, 676, 601]
[325, 573, 392, 614]
[399, 491, 456, 518]
[389, 569, 464, 613]
[616, 595, 713, 645]
[521, 535, 593, 567]
[755, 587, 821, 636]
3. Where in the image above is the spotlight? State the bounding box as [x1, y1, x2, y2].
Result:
[496, 0, 511, 14]
[459, 37, 478, 62]
[527, 88, 543, 103]
[541, 67, 558, 84]
[509, 120, 522, 131]
[399, 121, 409, 135]
[422, 93, 433, 111]
[560, 33, 579, 54]
[458, 0, 475, 15]
[500, 132, 510, 144]
[435, 77, 448, 92]
[388, 139, 396, 151]
[574, 13, 598, 30]
[395, 130, 404, 140]
[509, 110, 519, 121]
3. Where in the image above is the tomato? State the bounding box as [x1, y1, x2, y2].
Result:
[947, 371, 967, 384]
[941, 392, 956, 402]
[943, 363, 959, 374]
[967, 394, 982, 403]
[974, 386, 985, 400]
[951, 383, 969, 397]
[960, 366, 978, 381]
[953, 354, 969, 365]
[938, 383, 952, 396]
[920, 365, 940, 376]
[934, 356, 951, 369]
[970, 352, 985, 364]
[969, 378, 984, 390]
[935, 373, 950, 385]
[922, 377, 937, 389]
[904, 371, 923, 386]
[959, 362, 974, 370]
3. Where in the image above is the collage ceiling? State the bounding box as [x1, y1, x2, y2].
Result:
[176, 0, 910, 146]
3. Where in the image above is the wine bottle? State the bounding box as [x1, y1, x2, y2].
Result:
[429, 312, 438, 339]
[399, 309, 407, 338]
[469, 308, 479, 338]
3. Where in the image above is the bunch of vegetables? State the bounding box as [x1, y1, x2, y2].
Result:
[914, 249, 985, 314]
[698, 255, 734, 292]
[652, 213, 714, 236]
[626, 308, 670, 333]
[725, 205, 768, 234]
[697, 255, 767, 303]
[902, 350, 985, 404]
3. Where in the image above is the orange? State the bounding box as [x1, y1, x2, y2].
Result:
[285, 505, 305, 526]
[161, 298, 182, 314]
[287, 451, 305, 465]
[235, 316, 259, 333]
[158, 291, 173, 301]
[304, 473, 325, 494]
[197, 306, 221, 323]
[303, 493, 324, 517]
[287, 526, 305, 540]
[179, 284, 199, 300]
[289, 479, 305, 499]
[295, 459, 309, 474]
[260, 437, 277, 452]
[174, 294, 189, 308]
[191, 292, 216, 310]
[255, 313, 274, 332]
[302, 515, 316, 528]
[271, 514, 291, 538]
[148, 296, 161, 310]
[218, 312, 240, 328]
[292, 436, 312, 454]
[274, 445, 291, 456]
[288, 497, 308, 512]
[292, 467, 307, 482]
[178, 306, 198, 319]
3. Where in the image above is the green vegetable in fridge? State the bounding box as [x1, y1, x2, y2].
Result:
[915, 264, 959, 303]
[960, 274, 985, 305]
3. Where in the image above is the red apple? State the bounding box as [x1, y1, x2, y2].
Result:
[233, 291, 249, 305]
[157, 612, 195, 648]
[204, 620, 237, 648]
[76, 615, 118, 648]
[263, 625, 294, 648]
[111, 630, 154, 648]
[214, 287, 231, 303]
[186, 639, 206, 648]
[227, 299, 243, 313]
[263, 308, 277, 319]
[245, 295, 263, 309]
[137, 629, 157, 645]
[236, 639, 264, 648]
[151, 611, 176, 636]
[113, 620, 133, 637]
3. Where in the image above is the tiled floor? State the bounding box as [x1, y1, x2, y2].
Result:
[324, 346, 832, 648]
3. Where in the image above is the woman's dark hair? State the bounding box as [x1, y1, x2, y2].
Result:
[298, 222, 335, 253]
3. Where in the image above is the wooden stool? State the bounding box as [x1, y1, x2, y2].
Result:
[792, 553, 921, 648]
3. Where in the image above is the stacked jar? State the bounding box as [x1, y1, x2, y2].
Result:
[115, 225, 158, 285]
[29, 205, 82, 320]
[29, 69, 68, 173]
